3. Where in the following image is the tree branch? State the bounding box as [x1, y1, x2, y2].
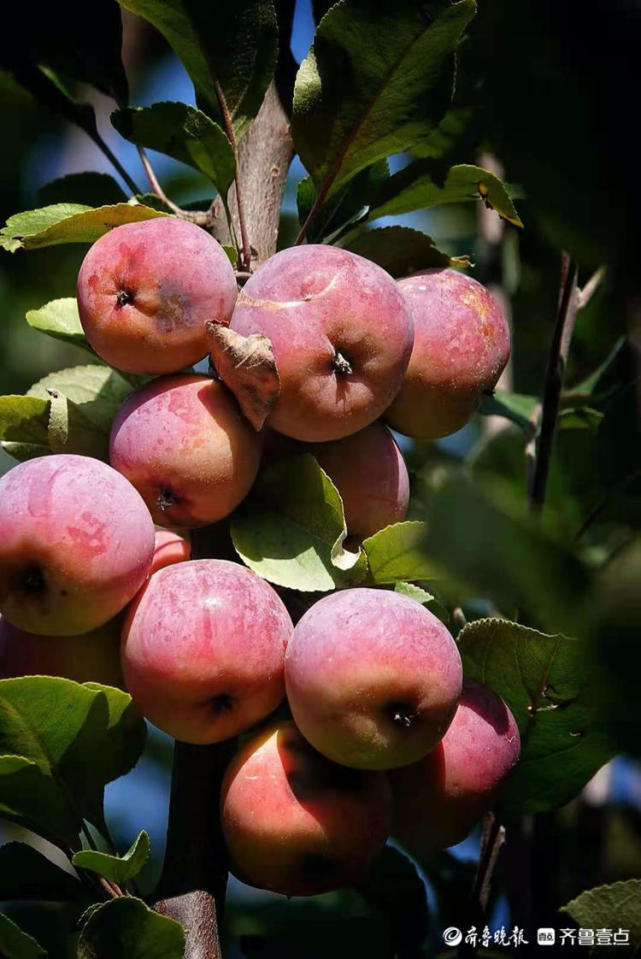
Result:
[207, 83, 294, 266]
[457, 812, 506, 957]
[211, 81, 252, 271]
[137, 147, 208, 224]
[89, 128, 141, 197]
[528, 259, 606, 513]
[528, 254, 579, 513]
[154, 739, 235, 959]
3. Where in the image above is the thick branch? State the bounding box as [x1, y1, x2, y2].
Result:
[154, 739, 236, 959]
[207, 83, 294, 266]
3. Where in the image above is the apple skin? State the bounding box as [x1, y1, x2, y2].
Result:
[150, 530, 191, 574]
[121, 559, 293, 744]
[0, 454, 155, 636]
[389, 679, 521, 852]
[385, 268, 510, 439]
[221, 721, 392, 896]
[229, 245, 414, 442]
[109, 374, 262, 529]
[77, 218, 238, 375]
[0, 614, 123, 688]
[285, 588, 462, 770]
[310, 422, 409, 541]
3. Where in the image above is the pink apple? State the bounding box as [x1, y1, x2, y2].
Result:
[109, 374, 262, 529]
[310, 421, 409, 541]
[77, 218, 237, 374]
[221, 721, 391, 896]
[227, 245, 414, 441]
[121, 559, 293, 743]
[385, 268, 510, 438]
[390, 678, 521, 852]
[0, 455, 154, 635]
[150, 530, 191, 575]
[285, 588, 462, 769]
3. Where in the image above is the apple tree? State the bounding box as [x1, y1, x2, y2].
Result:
[0, 1, 639, 957]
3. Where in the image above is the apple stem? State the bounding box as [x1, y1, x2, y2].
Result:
[332, 351, 353, 376]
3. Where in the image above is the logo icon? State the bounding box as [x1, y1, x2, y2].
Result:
[443, 927, 463, 947]
[537, 928, 556, 946]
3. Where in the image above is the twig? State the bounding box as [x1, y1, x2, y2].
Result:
[90, 129, 141, 196]
[473, 814, 506, 914]
[529, 259, 605, 513]
[528, 255, 579, 512]
[457, 812, 506, 957]
[99, 877, 122, 900]
[212, 81, 252, 271]
[137, 147, 209, 225]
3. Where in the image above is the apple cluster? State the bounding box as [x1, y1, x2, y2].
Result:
[0, 218, 518, 897]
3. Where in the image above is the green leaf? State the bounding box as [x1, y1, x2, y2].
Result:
[0, 755, 81, 848]
[1, 203, 166, 252]
[78, 897, 185, 959]
[222, 244, 238, 267]
[363, 521, 438, 584]
[0, 843, 82, 901]
[558, 407, 604, 431]
[0, 395, 50, 462]
[26, 299, 93, 354]
[81, 682, 148, 828]
[394, 581, 449, 622]
[341, 226, 463, 278]
[0, 913, 46, 959]
[561, 880, 641, 946]
[293, 0, 476, 196]
[0, 677, 146, 845]
[28, 365, 137, 461]
[418, 473, 589, 636]
[478, 390, 538, 436]
[296, 161, 390, 243]
[458, 618, 615, 814]
[73, 830, 150, 886]
[112, 102, 236, 196]
[116, 0, 277, 139]
[231, 454, 367, 592]
[368, 161, 522, 225]
[357, 846, 429, 955]
[37, 173, 128, 208]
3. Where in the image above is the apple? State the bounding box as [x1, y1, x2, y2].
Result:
[109, 374, 262, 529]
[225, 245, 414, 441]
[121, 559, 293, 743]
[221, 720, 392, 896]
[77, 218, 238, 375]
[0, 454, 154, 635]
[385, 268, 510, 438]
[285, 588, 462, 769]
[310, 422, 409, 541]
[150, 530, 191, 574]
[389, 678, 521, 852]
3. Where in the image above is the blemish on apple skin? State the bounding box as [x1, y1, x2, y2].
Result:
[66, 515, 108, 557]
